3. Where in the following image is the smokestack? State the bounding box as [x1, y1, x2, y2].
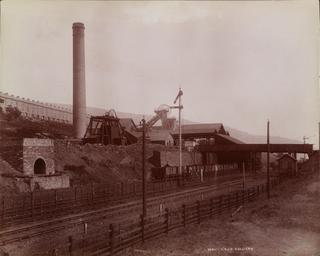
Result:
[72, 22, 87, 138]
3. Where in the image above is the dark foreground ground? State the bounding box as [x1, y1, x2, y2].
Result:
[123, 171, 320, 256]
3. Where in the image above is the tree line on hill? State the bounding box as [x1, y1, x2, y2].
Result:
[0, 105, 22, 121]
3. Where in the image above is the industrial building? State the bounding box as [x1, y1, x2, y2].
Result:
[0, 91, 77, 123]
[277, 154, 297, 176]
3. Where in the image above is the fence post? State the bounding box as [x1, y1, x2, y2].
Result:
[31, 191, 34, 220]
[54, 190, 58, 215]
[140, 214, 145, 242]
[81, 233, 86, 256]
[91, 183, 94, 205]
[242, 188, 245, 205]
[1, 197, 4, 226]
[165, 208, 169, 234]
[133, 182, 136, 196]
[197, 200, 201, 224]
[22, 195, 26, 217]
[81, 222, 88, 255]
[236, 192, 239, 207]
[40, 195, 43, 217]
[68, 236, 73, 256]
[109, 224, 114, 255]
[103, 187, 107, 203]
[182, 204, 186, 228]
[210, 198, 213, 218]
[120, 182, 124, 197]
[74, 187, 77, 211]
[87, 185, 90, 206]
[227, 193, 231, 210]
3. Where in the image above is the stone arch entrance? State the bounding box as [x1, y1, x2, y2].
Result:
[34, 158, 46, 175]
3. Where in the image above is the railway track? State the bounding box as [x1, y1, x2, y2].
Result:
[0, 173, 251, 229]
[0, 175, 266, 247]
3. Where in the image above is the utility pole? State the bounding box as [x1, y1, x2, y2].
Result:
[173, 88, 183, 185]
[142, 118, 146, 217]
[267, 120, 270, 199]
[318, 122, 320, 179]
[179, 91, 182, 183]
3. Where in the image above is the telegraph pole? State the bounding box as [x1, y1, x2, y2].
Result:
[318, 122, 320, 178]
[179, 91, 182, 183]
[267, 120, 270, 199]
[142, 118, 146, 217]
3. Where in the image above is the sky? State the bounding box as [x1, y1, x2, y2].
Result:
[0, 0, 319, 146]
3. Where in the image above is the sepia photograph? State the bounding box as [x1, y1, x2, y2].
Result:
[0, 0, 319, 255]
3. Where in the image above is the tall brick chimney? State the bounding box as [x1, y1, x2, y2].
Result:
[72, 22, 87, 138]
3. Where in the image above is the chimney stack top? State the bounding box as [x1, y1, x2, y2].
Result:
[72, 22, 85, 29]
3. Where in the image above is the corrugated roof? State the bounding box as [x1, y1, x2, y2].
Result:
[171, 123, 225, 135]
[215, 134, 244, 144]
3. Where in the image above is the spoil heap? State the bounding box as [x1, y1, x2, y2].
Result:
[54, 140, 170, 185]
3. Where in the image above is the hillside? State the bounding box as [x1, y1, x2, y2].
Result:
[225, 126, 301, 144]
[55, 103, 196, 126]
[0, 118, 73, 140]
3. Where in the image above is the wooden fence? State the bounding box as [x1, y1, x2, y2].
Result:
[56, 175, 284, 256]
[0, 168, 245, 228]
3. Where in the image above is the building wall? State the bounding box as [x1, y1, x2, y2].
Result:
[31, 174, 70, 190]
[161, 151, 202, 167]
[0, 91, 90, 124]
[23, 138, 55, 176]
[300, 151, 320, 172]
[279, 157, 296, 174]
